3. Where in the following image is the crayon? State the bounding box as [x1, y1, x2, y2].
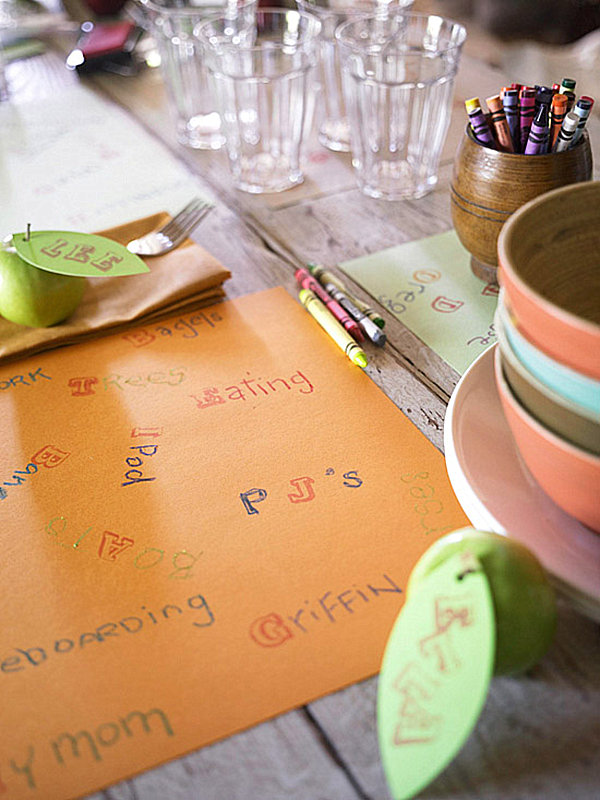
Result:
[307, 263, 385, 329]
[553, 111, 578, 152]
[299, 288, 368, 368]
[465, 97, 495, 147]
[524, 102, 550, 155]
[550, 93, 568, 148]
[559, 78, 576, 96]
[518, 87, 536, 153]
[295, 267, 364, 342]
[572, 97, 593, 144]
[502, 88, 520, 151]
[323, 283, 387, 347]
[485, 94, 514, 152]
[563, 90, 576, 111]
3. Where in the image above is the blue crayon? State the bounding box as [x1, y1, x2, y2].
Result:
[524, 102, 550, 155]
[502, 88, 520, 151]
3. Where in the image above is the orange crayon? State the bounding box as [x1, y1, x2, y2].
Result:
[550, 93, 568, 148]
[486, 94, 514, 152]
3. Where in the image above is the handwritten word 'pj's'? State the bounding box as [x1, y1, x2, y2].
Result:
[44, 516, 202, 579]
[390, 593, 476, 745]
[68, 368, 186, 396]
[400, 471, 453, 538]
[249, 573, 402, 647]
[122, 310, 224, 348]
[2, 707, 174, 792]
[240, 469, 363, 514]
[0, 445, 70, 501]
[0, 366, 51, 391]
[191, 370, 313, 409]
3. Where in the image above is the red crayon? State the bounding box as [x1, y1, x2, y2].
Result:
[294, 268, 364, 342]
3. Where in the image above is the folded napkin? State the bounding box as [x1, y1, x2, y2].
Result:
[0, 212, 231, 364]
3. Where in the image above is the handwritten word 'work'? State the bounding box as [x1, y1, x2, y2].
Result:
[240, 469, 363, 514]
[67, 367, 186, 395]
[36, 237, 123, 273]
[0, 366, 51, 391]
[249, 573, 402, 647]
[190, 370, 313, 409]
[390, 587, 477, 746]
[45, 516, 201, 579]
[2, 707, 174, 791]
[1, 591, 214, 677]
[122, 310, 224, 348]
[400, 471, 454, 538]
[0, 445, 70, 501]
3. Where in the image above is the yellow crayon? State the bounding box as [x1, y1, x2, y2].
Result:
[307, 263, 385, 329]
[299, 288, 368, 368]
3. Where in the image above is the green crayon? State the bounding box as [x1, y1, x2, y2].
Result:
[307, 262, 385, 329]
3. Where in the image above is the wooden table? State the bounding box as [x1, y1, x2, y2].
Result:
[4, 4, 600, 798]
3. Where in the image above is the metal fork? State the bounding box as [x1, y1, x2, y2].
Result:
[126, 198, 213, 256]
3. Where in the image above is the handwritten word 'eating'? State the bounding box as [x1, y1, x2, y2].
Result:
[191, 370, 314, 409]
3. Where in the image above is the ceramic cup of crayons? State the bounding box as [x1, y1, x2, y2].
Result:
[451, 79, 594, 284]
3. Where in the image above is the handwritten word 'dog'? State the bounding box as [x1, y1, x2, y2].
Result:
[249, 573, 402, 647]
[0, 445, 70, 501]
[191, 370, 314, 409]
[240, 470, 363, 515]
[68, 368, 186, 396]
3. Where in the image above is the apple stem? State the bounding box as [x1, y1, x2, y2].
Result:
[456, 567, 477, 582]
[25, 223, 31, 242]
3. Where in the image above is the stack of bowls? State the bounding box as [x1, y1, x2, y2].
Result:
[495, 181, 600, 533]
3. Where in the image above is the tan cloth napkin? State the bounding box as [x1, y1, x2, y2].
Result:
[0, 212, 231, 364]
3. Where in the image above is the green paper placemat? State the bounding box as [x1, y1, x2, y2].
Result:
[341, 231, 499, 374]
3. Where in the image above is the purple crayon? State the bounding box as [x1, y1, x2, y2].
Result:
[465, 97, 495, 147]
[524, 102, 550, 155]
[519, 87, 536, 154]
[502, 88, 520, 151]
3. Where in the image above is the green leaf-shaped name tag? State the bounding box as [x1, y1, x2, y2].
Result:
[377, 551, 495, 799]
[12, 230, 149, 278]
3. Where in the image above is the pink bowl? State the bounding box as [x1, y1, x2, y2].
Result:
[494, 346, 600, 533]
[498, 181, 600, 379]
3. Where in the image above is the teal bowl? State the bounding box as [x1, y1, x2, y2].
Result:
[496, 292, 600, 417]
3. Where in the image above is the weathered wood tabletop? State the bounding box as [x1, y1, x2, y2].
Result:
[4, 1, 600, 797]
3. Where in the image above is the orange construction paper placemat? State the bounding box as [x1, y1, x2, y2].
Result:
[0, 287, 468, 800]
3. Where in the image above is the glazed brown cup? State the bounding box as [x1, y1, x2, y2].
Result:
[451, 125, 593, 284]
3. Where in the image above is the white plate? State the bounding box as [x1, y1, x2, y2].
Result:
[444, 345, 600, 622]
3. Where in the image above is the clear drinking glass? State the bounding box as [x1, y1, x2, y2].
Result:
[197, 8, 321, 194]
[296, 0, 413, 152]
[336, 12, 466, 200]
[135, 0, 256, 149]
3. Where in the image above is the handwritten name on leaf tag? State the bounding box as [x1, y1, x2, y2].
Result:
[377, 551, 495, 800]
[12, 231, 149, 277]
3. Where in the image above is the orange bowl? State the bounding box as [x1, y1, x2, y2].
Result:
[497, 181, 600, 379]
[494, 346, 600, 532]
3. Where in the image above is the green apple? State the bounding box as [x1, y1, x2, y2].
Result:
[0, 244, 86, 327]
[407, 528, 557, 676]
